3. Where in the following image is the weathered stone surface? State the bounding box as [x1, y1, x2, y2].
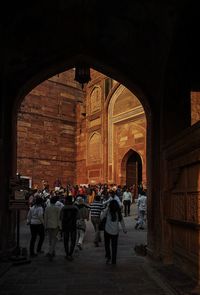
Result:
[17, 71, 80, 188]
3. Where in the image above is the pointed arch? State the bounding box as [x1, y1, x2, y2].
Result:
[121, 149, 143, 189]
[107, 84, 146, 184]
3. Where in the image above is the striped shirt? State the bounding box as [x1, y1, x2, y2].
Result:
[89, 201, 104, 218]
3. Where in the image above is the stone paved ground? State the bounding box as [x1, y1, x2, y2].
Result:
[0, 205, 188, 295]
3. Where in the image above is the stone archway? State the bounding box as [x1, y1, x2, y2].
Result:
[0, 1, 199, 284]
[1, 56, 153, 264]
[121, 149, 143, 190]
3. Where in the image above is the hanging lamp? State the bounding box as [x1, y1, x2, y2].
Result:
[74, 64, 91, 89]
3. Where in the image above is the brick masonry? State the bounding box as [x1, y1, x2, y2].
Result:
[17, 70, 200, 190]
[17, 71, 84, 189]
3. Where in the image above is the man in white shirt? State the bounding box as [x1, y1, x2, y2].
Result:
[135, 191, 147, 230]
[27, 197, 45, 257]
[44, 196, 61, 260]
[122, 188, 132, 217]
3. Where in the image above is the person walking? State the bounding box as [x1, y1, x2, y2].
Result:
[138, 182, 143, 196]
[103, 188, 122, 208]
[135, 191, 147, 230]
[122, 188, 132, 217]
[44, 196, 61, 260]
[60, 196, 79, 261]
[89, 194, 105, 247]
[27, 196, 45, 257]
[116, 185, 123, 202]
[75, 197, 89, 250]
[101, 199, 127, 265]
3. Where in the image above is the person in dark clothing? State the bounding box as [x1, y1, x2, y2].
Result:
[60, 196, 79, 260]
[138, 182, 143, 195]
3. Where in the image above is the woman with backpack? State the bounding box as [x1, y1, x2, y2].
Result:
[101, 199, 127, 265]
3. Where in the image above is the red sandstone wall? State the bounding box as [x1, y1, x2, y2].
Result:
[76, 71, 106, 184]
[17, 70, 84, 189]
[76, 70, 147, 186]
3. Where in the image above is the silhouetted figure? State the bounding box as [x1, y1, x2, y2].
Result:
[60, 196, 79, 260]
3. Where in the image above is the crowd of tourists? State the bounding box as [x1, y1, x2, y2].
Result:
[26, 180, 147, 265]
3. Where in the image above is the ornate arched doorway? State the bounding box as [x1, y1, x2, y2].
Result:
[126, 151, 142, 188]
[121, 149, 143, 189]
[107, 85, 146, 186]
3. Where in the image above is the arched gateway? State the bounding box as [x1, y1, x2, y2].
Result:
[0, 1, 199, 284]
[121, 149, 143, 189]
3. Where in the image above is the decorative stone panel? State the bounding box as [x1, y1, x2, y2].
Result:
[87, 132, 102, 164]
[113, 88, 140, 116]
[90, 86, 102, 114]
[88, 169, 101, 178]
[89, 117, 101, 128]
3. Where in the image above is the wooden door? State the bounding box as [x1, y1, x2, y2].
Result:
[126, 161, 138, 188]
